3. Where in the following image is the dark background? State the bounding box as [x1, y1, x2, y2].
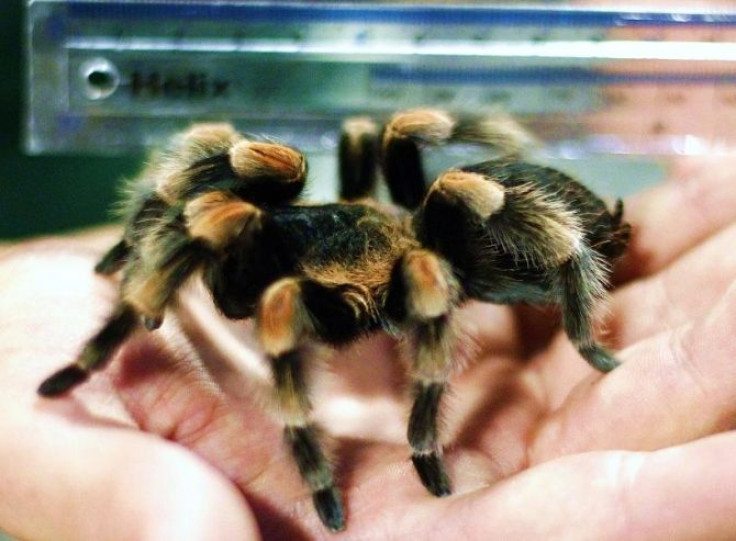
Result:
[0, 2, 142, 240]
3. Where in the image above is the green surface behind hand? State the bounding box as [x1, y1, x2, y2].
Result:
[0, 2, 141, 240]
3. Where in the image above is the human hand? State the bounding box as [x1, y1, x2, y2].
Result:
[2, 156, 736, 540]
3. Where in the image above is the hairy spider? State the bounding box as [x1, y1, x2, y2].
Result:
[38, 109, 630, 532]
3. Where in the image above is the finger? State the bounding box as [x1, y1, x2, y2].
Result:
[0, 249, 259, 541]
[616, 156, 736, 282]
[441, 432, 736, 541]
[312, 432, 736, 541]
[456, 156, 736, 361]
[608, 431, 736, 541]
[110, 328, 326, 537]
[531, 278, 736, 461]
[534, 221, 736, 406]
[113, 301, 528, 536]
[0, 398, 259, 541]
[608, 221, 736, 347]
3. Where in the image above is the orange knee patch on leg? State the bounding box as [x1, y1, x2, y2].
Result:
[342, 116, 378, 147]
[431, 170, 505, 218]
[185, 192, 261, 249]
[258, 279, 308, 356]
[384, 108, 455, 145]
[403, 251, 455, 320]
[229, 140, 306, 182]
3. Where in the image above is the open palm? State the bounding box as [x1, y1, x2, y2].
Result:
[3, 156, 736, 541]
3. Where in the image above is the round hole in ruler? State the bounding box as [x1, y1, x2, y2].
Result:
[80, 58, 120, 100]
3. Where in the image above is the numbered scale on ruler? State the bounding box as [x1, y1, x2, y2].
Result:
[26, 0, 736, 155]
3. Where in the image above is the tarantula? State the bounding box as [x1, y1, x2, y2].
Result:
[38, 109, 630, 532]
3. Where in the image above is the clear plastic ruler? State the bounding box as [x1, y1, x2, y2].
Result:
[25, 1, 736, 157]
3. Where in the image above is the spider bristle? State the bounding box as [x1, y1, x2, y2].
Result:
[454, 111, 538, 155]
[467, 172, 585, 267]
[148, 123, 242, 204]
[182, 122, 239, 149]
[414, 317, 455, 382]
[558, 247, 620, 373]
[123, 272, 168, 323]
[578, 344, 620, 372]
[124, 237, 210, 325]
[381, 134, 427, 209]
[342, 116, 378, 141]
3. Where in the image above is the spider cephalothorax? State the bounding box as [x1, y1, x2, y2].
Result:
[38, 110, 630, 531]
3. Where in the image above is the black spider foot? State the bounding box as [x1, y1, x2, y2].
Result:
[579, 344, 620, 373]
[412, 452, 452, 497]
[37, 365, 88, 397]
[313, 487, 346, 532]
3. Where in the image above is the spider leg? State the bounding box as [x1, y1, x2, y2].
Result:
[257, 278, 377, 531]
[93, 125, 236, 275]
[146, 121, 307, 208]
[597, 198, 631, 261]
[380, 109, 450, 209]
[338, 116, 379, 201]
[94, 239, 131, 275]
[224, 138, 307, 206]
[38, 232, 213, 397]
[37, 303, 138, 396]
[36, 249, 202, 397]
[558, 247, 619, 372]
[95, 191, 170, 276]
[39, 190, 265, 397]
[415, 168, 620, 373]
[380, 109, 535, 210]
[390, 249, 459, 496]
[134, 188, 266, 328]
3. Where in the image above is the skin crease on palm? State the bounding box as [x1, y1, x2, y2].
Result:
[2, 157, 736, 541]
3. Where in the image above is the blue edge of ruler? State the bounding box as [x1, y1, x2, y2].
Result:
[65, 2, 736, 27]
